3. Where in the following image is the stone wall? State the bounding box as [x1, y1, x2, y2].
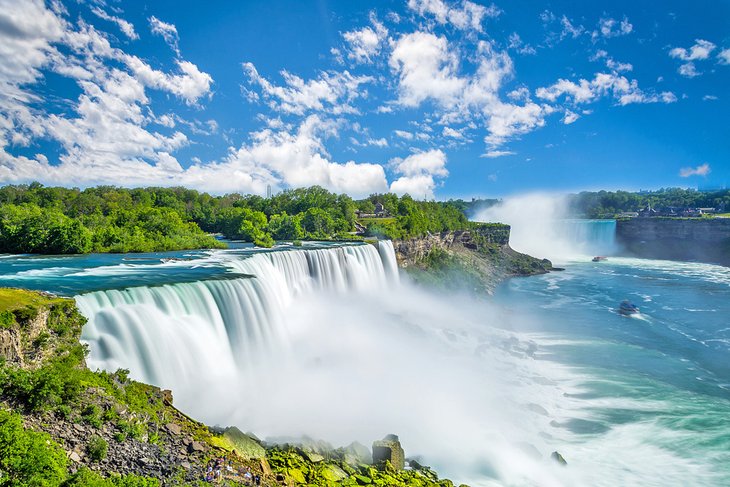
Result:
[616, 218, 730, 266]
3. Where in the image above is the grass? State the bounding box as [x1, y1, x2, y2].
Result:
[0, 288, 64, 313]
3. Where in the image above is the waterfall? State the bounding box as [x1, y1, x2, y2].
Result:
[77, 242, 398, 400]
[475, 194, 617, 261]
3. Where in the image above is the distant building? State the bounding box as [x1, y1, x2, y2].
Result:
[638, 204, 658, 218]
[637, 204, 717, 218]
[356, 203, 389, 219]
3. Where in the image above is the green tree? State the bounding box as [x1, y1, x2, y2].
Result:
[301, 207, 335, 239]
[268, 213, 304, 240]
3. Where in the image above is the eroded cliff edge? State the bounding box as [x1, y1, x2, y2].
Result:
[393, 225, 553, 295]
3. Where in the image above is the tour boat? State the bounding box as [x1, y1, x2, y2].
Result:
[619, 300, 639, 316]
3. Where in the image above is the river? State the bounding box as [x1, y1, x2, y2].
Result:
[0, 235, 728, 486]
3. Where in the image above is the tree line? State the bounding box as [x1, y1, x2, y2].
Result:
[567, 188, 730, 218]
[0, 183, 479, 254]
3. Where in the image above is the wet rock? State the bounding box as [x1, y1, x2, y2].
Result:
[551, 451, 567, 466]
[287, 468, 306, 483]
[221, 426, 266, 459]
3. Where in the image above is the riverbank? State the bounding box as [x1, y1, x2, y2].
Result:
[0, 288, 468, 486]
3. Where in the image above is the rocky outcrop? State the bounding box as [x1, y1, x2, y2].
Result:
[0, 292, 85, 368]
[372, 434, 405, 470]
[393, 226, 553, 295]
[616, 218, 730, 266]
[392, 227, 510, 265]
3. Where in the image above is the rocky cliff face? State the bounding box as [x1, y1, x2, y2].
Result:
[616, 218, 730, 266]
[0, 291, 85, 369]
[393, 226, 552, 295]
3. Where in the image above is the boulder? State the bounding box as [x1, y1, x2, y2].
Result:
[321, 465, 348, 482]
[287, 467, 306, 484]
[188, 441, 205, 453]
[165, 423, 182, 435]
[372, 434, 405, 471]
[221, 426, 266, 459]
[161, 389, 173, 405]
[344, 441, 372, 465]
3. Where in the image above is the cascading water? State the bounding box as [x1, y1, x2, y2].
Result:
[474, 194, 617, 261]
[77, 242, 399, 405]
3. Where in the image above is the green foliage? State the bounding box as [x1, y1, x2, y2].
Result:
[62, 468, 160, 487]
[0, 311, 15, 329]
[0, 409, 68, 487]
[87, 436, 108, 462]
[301, 207, 337, 239]
[0, 185, 224, 254]
[569, 188, 730, 218]
[0, 345, 85, 411]
[0, 183, 501, 252]
[361, 194, 473, 240]
[268, 212, 304, 240]
[82, 404, 103, 428]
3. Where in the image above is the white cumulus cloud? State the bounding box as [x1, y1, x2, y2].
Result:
[407, 0, 500, 32]
[389, 149, 448, 198]
[341, 14, 388, 64]
[679, 163, 711, 178]
[243, 63, 373, 116]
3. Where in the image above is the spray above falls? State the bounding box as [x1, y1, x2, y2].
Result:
[474, 194, 617, 262]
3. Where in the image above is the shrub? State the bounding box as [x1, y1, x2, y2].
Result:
[0, 409, 68, 486]
[62, 467, 160, 487]
[55, 404, 72, 419]
[0, 310, 15, 329]
[87, 436, 107, 462]
[82, 404, 102, 428]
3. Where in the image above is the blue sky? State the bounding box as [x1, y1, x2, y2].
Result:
[0, 0, 728, 198]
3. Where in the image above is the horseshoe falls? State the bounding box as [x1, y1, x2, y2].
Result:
[2, 239, 729, 486]
[475, 194, 618, 261]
